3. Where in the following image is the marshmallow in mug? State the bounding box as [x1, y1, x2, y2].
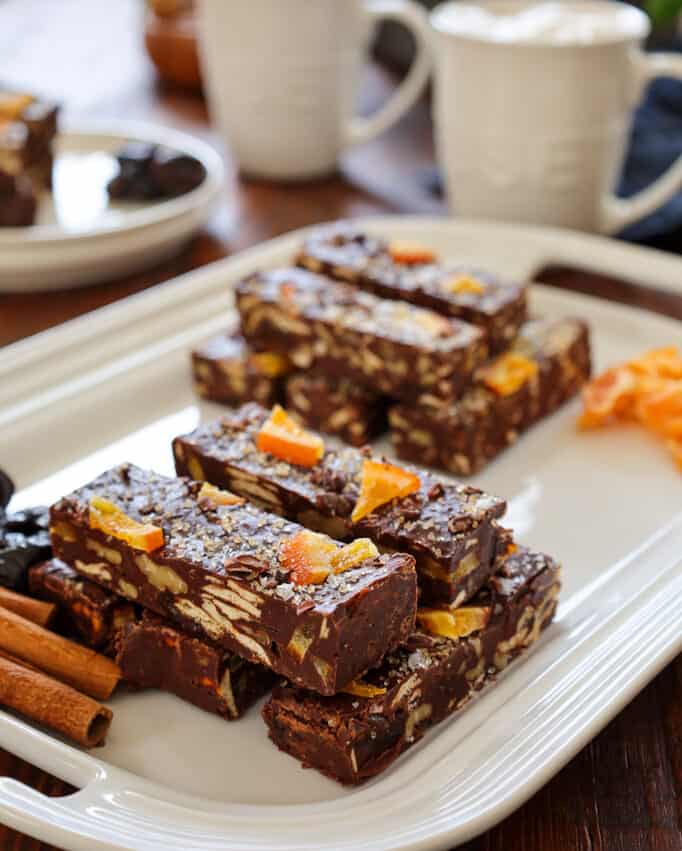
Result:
[435, 1, 645, 44]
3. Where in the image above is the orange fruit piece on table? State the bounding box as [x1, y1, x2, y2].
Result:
[256, 404, 325, 467]
[636, 383, 682, 436]
[351, 459, 421, 523]
[342, 679, 387, 698]
[628, 346, 682, 380]
[278, 529, 337, 586]
[577, 366, 639, 429]
[89, 496, 164, 553]
[480, 352, 539, 397]
[388, 240, 436, 265]
[417, 606, 491, 639]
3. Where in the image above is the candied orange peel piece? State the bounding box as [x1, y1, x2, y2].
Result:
[89, 496, 164, 553]
[388, 240, 436, 265]
[342, 679, 387, 698]
[256, 404, 325, 467]
[480, 352, 539, 397]
[278, 529, 337, 586]
[351, 459, 421, 523]
[443, 274, 485, 295]
[577, 366, 638, 429]
[330, 538, 379, 574]
[417, 606, 490, 639]
[250, 351, 291, 378]
[0, 93, 33, 119]
[578, 346, 682, 471]
[198, 482, 245, 507]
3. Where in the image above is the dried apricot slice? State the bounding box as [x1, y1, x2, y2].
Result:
[198, 482, 245, 506]
[628, 346, 682, 380]
[442, 274, 485, 295]
[256, 404, 325, 467]
[636, 383, 682, 436]
[250, 351, 291, 378]
[89, 496, 164, 553]
[388, 240, 436, 265]
[480, 352, 539, 397]
[330, 538, 379, 574]
[351, 459, 421, 523]
[278, 529, 336, 585]
[342, 679, 387, 698]
[417, 606, 490, 639]
[578, 367, 638, 429]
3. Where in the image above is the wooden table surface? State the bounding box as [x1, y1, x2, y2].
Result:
[2, 2, 682, 849]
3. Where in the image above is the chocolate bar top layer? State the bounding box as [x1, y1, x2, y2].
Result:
[297, 223, 527, 322]
[51, 463, 411, 611]
[237, 267, 484, 355]
[174, 404, 506, 567]
[50, 464, 417, 694]
[263, 547, 560, 784]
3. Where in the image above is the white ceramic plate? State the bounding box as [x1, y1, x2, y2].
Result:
[1, 217, 681, 851]
[0, 121, 224, 292]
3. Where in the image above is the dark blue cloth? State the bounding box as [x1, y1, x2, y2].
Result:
[619, 75, 682, 241]
[422, 62, 682, 245]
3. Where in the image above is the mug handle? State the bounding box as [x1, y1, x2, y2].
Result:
[345, 0, 432, 146]
[600, 49, 682, 234]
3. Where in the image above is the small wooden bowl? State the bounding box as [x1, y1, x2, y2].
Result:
[144, 9, 202, 91]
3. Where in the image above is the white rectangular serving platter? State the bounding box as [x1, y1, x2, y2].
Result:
[1, 216, 681, 851]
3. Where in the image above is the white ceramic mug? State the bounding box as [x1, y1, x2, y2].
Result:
[430, 0, 682, 233]
[197, 0, 432, 181]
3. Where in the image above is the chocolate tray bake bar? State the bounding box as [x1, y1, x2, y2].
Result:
[390, 318, 592, 476]
[173, 404, 508, 606]
[192, 333, 288, 408]
[285, 372, 387, 447]
[28, 559, 136, 653]
[116, 611, 275, 720]
[296, 224, 528, 353]
[49, 464, 417, 695]
[263, 547, 560, 784]
[236, 267, 488, 402]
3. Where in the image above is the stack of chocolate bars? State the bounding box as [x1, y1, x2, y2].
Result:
[27, 401, 561, 783]
[0, 89, 59, 226]
[192, 222, 591, 474]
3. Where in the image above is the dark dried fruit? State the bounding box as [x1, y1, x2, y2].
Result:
[0, 468, 14, 510]
[0, 505, 52, 590]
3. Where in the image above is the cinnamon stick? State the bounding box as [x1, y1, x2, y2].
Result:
[0, 654, 112, 747]
[0, 605, 120, 701]
[0, 587, 55, 627]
